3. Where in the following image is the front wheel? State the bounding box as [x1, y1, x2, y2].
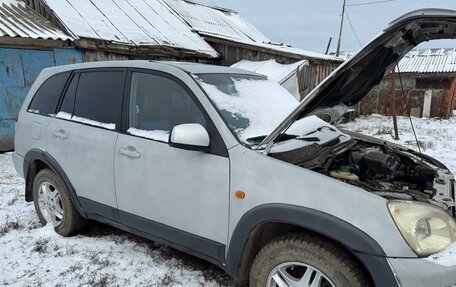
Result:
[249, 233, 372, 287]
[33, 169, 86, 236]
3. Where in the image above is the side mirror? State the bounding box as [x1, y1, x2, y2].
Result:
[169, 124, 210, 151]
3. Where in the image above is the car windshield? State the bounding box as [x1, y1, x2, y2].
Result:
[196, 74, 299, 145]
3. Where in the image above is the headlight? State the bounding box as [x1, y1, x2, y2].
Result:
[388, 201, 456, 256]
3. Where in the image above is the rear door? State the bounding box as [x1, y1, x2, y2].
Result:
[46, 69, 126, 214]
[114, 70, 230, 263]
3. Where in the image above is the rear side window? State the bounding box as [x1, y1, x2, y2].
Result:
[28, 72, 70, 115]
[71, 71, 125, 130]
[59, 74, 79, 115]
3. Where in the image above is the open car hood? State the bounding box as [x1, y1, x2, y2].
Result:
[259, 9, 456, 152]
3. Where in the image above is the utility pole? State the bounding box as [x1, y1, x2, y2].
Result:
[325, 37, 333, 54]
[336, 0, 346, 57]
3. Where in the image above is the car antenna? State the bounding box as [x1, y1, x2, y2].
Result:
[396, 63, 423, 158]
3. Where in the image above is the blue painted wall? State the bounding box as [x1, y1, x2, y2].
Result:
[0, 48, 83, 151]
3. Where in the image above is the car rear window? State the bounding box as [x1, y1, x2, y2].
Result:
[28, 72, 70, 115]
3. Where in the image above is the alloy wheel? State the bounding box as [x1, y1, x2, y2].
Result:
[267, 262, 336, 287]
[37, 181, 64, 226]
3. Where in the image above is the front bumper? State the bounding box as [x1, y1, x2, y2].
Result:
[388, 252, 456, 287]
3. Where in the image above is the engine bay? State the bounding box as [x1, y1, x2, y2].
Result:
[269, 122, 456, 212]
[329, 143, 440, 201]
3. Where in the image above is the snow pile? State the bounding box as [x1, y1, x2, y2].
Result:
[0, 153, 231, 286]
[339, 114, 456, 174]
[231, 59, 308, 83]
[199, 77, 298, 142]
[127, 128, 170, 143]
[56, 112, 116, 130]
[426, 243, 456, 266]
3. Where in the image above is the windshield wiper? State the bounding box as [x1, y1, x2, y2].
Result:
[247, 134, 297, 145]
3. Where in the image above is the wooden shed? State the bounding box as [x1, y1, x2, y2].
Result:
[163, 0, 344, 99]
[26, 0, 343, 98]
[0, 0, 83, 151]
[25, 0, 220, 62]
[350, 49, 456, 119]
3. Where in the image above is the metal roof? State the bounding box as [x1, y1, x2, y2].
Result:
[340, 48, 456, 73]
[0, 0, 72, 40]
[164, 0, 270, 43]
[166, 0, 342, 62]
[398, 48, 456, 73]
[41, 0, 218, 57]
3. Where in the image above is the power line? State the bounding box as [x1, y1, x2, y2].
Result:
[345, 10, 362, 47]
[346, 0, 395, 7]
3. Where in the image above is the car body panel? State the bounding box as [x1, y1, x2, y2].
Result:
[46, 118, 119, 208]
[388, 256, 456, 287]
[14, 110, 51, 158]
[227, 144, 416, 257]
[114, 133, 230, 244]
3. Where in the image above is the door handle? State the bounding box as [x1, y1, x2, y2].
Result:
[118, 146, 141, 158]
[53, 129, 68, 140]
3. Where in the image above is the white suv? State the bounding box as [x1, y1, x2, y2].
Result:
[13, 9, 456, 287]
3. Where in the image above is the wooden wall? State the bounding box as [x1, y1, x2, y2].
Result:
[357, 73, 456, 119]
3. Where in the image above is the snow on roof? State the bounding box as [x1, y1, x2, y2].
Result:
[164, 0, 269, 43]
[0, 0, 72, 40]
[166, 0, 342, 62]
[242, 40, 343, 62]
[231, 59, 308, 83]
[339, 48, 456, 73]
[41, 0, 218, 57]
[398, 48, 456, 73]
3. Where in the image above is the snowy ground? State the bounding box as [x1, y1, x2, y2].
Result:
[1, 113, 456, 286]
[339, 113, 456, 174]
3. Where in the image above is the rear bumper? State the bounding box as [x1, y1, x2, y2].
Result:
[11, 152, 24, 179]
[388, 252, 456, 287]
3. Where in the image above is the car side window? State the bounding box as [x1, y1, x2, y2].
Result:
[57, 71, 125, 130]
[127, 72, 206, 142]
[28, 72, 70, 115]
[59, 73, 79, 115]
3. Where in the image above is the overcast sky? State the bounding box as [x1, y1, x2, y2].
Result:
[199, 0, 456, 54]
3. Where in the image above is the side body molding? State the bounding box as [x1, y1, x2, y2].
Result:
[23, 148, 87, 218]
[225, 204, 398, 287]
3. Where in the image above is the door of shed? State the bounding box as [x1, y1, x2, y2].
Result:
[0, 48, 83, 152]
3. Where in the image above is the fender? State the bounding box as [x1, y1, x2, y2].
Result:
[225, 204, 398, 287]
[23, 148, 87, 218]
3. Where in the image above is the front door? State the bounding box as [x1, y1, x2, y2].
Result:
[114, 70, 229, 262]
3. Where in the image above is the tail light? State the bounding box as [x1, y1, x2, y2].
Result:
[15, 116, 18, 123]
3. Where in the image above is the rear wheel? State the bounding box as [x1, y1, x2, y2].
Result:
[249, 233, 371, 287]
[33, 169, 86, 236]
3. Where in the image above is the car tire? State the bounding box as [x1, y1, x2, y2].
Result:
[249, 233, 372, 287]
[33, 169, 86, 236]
